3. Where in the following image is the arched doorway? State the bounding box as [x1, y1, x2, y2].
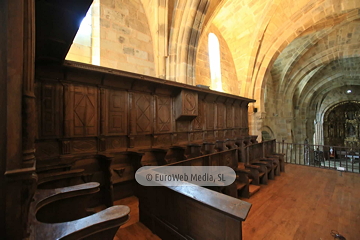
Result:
[261, 126, 274, 141]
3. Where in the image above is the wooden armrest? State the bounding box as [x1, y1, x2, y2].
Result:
[235, 169, 251, 175]
[169, 145, 186, 150]
[259, 158, 275, 163]
[34, 205, 130, 240]
[271, 153, 285, 156]
[261, 157, 278, 160]
[244, 164, 260, 170]
[34, 182, 100, 205]
[236, 172, 249, 183]
[250, 161, 268, 166]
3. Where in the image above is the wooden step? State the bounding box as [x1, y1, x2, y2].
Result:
[259, 172, 265, 178]
[249, 185, 261, 196]
[236, 181, 247, 190]
[248, 178, 253, 184]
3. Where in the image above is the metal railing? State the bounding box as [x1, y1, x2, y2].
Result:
[276, 141, 360, 173]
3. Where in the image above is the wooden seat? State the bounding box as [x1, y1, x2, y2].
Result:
[259, 156, 280, 176]
[267, 153, 285, 172]
[262, 139, 286, 172]
[138, 148, 168, 166]
[164, 146, 186, 164]
[233, 168, 251, 198]
[185, 143, 203, 158]
[29, 182, 130, 240]
[238, 162, 268, 185]
[201, 142, 216, 154]
[251, 160, 275, 180]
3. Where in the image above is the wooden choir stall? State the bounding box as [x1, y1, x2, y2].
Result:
[3, 1, 257, 239]
[30, 59, 255, 239]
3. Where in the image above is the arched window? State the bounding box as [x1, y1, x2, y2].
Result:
[208, 33, 223, 92]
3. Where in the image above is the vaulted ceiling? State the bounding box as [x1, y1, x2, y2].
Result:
[200, 0, 360, 141]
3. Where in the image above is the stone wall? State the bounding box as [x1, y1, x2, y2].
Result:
[67, 0, 156, 77]
[99, 0, 155, 75]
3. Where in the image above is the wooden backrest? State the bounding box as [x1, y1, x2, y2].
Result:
[166, 149, 237, 169]
[245, 142, 264, 164]
[262, 139, 276, 156]
[35, 62, 254, 173]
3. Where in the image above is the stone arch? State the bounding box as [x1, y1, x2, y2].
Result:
[261, 126, 275, 141]
[167, 0, 210, 84]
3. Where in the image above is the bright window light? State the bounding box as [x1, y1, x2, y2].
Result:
[208, 33, 223, 92]
[73, 6, 92, 46]
[347, 90, 352, 94]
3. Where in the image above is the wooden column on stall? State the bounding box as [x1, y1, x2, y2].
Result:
[3, 0, 38, 239]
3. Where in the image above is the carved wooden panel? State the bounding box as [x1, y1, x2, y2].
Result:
[216, 102, 225, 129]
[205, 101, 215, 130]
[241, 101, 248, 129]
[234, 103, 242, 128]
[153, 134, 172, 147]
[130, 135, 152, 149]
[192, 100, 204, 130]
[64, 84, 98, 137]
[173, 133, 188, 145]
[106, 137, 128, 152]
[216, 130, 225, 140]
[205, 131, 215, 142]
[39, 82, 62, 138]
[72, 139, 97, 153]
[155, 96, 172, 133]
[225, 130, 232, 138]
[35, 141, 60, 159]
[226, 104, 234, 128]
[176, 121, 190, 132]
[107, 89, 127, 135]
[174, 90, 198, 120]
[130, 93, 153, 134]
[192, 132, 204, 143]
